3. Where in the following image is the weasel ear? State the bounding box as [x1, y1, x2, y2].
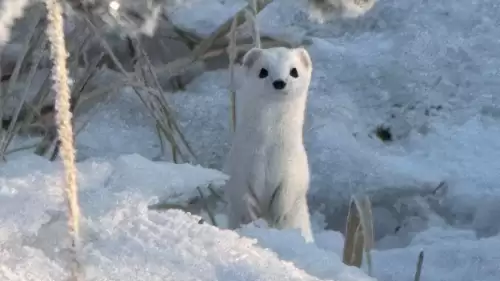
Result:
[242, 48, 263, 69]
[295, 47, 312, 70]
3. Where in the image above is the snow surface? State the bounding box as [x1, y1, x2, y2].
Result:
[165, 0, 247, 38]
[0, 154, 373, 281]
[1, 154, 500, 281]
[2, 0, 500, 279]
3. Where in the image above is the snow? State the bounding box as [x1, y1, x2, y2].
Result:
[165, 0, 247, 38]
[74, 88, 163, 161]
[2, 0, 500, 280]
[1, 154, 370, 281]
[2, 154, 499, 281]
[373, 227, 500, 281]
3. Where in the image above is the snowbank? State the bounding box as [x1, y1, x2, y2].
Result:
[1, 154, 499, 281]
[1, 154, 365, 281]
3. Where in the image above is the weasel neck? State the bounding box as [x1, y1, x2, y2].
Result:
[236, 94, 307, 146]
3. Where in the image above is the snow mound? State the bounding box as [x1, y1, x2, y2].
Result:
[373, 227, 500, 281]
[1, 154, 500, 281]
[0, 154, 373, 281]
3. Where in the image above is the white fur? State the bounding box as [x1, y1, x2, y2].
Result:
[223, 47, 314, 243]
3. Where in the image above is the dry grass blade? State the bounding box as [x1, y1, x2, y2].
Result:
[3, 13, 43, 98]
[157, 95, 197, 161]
[206, 38, 295, 62]
[136, 37, 196, 163]
[135, 42, 187, 151]
[148, 202, 190, 212]
[197, 186, 218, 226]
[74, 81, 125, 107]
[146, 93, 185, 162]
[207, 184, 226, 204]
[352, 194, 374, 275]
[154, 123, 167, 159]
[154, 2, 255, 77]
[155, 36, 292, 78]
[414, 251, 424, 281]
[126, 83, 188, 162]
[211, 0, 272, 48]
[342, 199, 363, 267]
[228, 15, 238, 132]
[81, 16, 130, 75]
[246, 0, 261, 48]
[191, 11, 243, 60]
[65, 27, 93, 70]
[172, 27, 200, 49]
[35, 54, 104, 158]
[17, 74, 52, 132]
[0, 13, 43, 156]
[15, 72, 52, 134]
[162, 15, 201, 50]
[82, 18, 195, 163]
[225, 0, 267, 133]
[0, 34, 47, 158]
[49, 54, 106, 161]
[148, 183, 224, 226]
[70, 79, 129, 145]
[130, 37, 197, 162]
[1, 21, 95, 158]
[5, 143, 38, 155]
[352, 223, 364, 264]
[153, 23, 228, 78]
[342, 194, 374, 274]
[154, 0, 275, 85]
[256, 0, 273, 11]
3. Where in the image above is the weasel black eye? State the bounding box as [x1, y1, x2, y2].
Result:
[258, 68, 268, 79]
[290, 67, 299, 78]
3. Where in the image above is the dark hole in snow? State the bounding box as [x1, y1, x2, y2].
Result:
[374, 125, 393, 142]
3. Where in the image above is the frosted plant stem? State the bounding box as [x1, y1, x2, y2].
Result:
[249, 0, 261, 48]
[43, 0, 82, 280]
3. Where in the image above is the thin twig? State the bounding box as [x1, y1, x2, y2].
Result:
[414, 251, 424, 281]
[197, 186, 218, 227]
[228, 15, 238, 132]
[246, 0, 261, 48]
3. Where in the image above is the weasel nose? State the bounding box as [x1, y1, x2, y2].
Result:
[272, 80, 286, 90]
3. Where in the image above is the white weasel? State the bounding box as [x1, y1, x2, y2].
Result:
[223, 46, 314, 243]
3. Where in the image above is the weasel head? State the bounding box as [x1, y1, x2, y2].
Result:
[241, 47, 313, 100]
